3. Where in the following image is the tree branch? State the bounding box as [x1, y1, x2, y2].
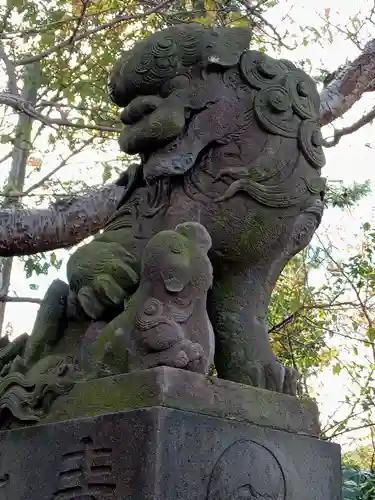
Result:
[14, 0, 174, 67]
[23, 137, 95, 195]
[0, 42, 19, 95]
[317, 235, 374, 330]
[319, 38, 375, 126]
[328, 422, 375, 441]
[0, 182, 123, 256]
[68, 0, 90, 47]
[0, 296, 41, 304]
[0, 92, 122, 133]
[323, 105, 375, 147]
[269, 300, 358, 334]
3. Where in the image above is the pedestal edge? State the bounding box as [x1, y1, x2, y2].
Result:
[42, 367, 320, 436]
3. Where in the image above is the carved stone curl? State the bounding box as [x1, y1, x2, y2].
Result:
[94, 222, 214, 376]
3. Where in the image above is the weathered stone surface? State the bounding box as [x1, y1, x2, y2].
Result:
[45, 367, 320, 437]
[0, 406, 340, 500]
[0, 24, 330, 428]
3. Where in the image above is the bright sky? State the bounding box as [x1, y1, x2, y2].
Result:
[0, 0, 375, 450]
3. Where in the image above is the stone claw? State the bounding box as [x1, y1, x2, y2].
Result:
[248, 360, 299, 396]
[140, 340, 206, 373]
[283, 366, 299, 396]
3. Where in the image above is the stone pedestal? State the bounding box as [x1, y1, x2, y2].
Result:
[0, 367, 341, 500]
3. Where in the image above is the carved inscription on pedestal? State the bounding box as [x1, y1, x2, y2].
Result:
[207, 439, 286, 500]
[0, 473, 9, 488]
[52, 437, 116, 499]
[0, 450, 9, 493]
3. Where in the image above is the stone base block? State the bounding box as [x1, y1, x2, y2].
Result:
[0, 369, 341, 500]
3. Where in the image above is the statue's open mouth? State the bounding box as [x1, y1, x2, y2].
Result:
[117, 91, 207, 183]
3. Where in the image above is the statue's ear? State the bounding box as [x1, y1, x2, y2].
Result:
[175, 222, 212, 253]
[203, 27, 251, 68]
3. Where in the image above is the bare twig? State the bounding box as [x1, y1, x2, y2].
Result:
[68, 0, 91, 46]
[0, 5, 123, 40]
[24, 137, 95, 195]
[0, 42, 19, 95]
[317, 235, 374, 330]
[329, 422, 375, 440]
[302, 316, 375, 347]
[0, 92, 122, 133]
[269, 301, 358, 334]
[323, 106, 375, 147]
[317, 14, 364, 51]
[0, 151, 12, 165]
[251, 10, 297, 51]
[0, 296, 42, 304]
[35, 101, 91, 113]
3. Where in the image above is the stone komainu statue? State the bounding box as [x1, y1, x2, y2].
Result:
[0, 23, 326, 426]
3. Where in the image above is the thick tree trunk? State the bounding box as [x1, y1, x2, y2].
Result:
[319, 38, 375, 126]
[0, 63, 39, 333]
[0, 183, 123, 257]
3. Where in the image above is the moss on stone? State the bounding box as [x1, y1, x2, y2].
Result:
[93, 291, 140, 373]
[43, 368, 321, 437]
[44, 373, 159, 423]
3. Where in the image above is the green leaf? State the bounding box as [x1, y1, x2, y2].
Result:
[231, 18, 251, 28]
[50, 252, 57, 266]
[366, 327, 375, 342]
[102, 163, 112, 183]
[0, 134, 13, 144]
[191, 16, 213, 25]
[332, 363, 342, 375]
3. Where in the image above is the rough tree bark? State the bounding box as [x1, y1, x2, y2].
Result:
[0, 38, 374, 258]
[0, 63, 39, 332]
[0, 183, 123, 257]
[319, 38, 375, 126]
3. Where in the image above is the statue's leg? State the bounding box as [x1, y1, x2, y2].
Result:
[208, 206, 324, 396]
[23, 279, 70, 368]
[208, 265, 298, 396]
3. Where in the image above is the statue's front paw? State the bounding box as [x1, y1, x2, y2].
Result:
[67, 241, 139, 320]
[248, 360, 299, 396]
[141, 340, 206, 373]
